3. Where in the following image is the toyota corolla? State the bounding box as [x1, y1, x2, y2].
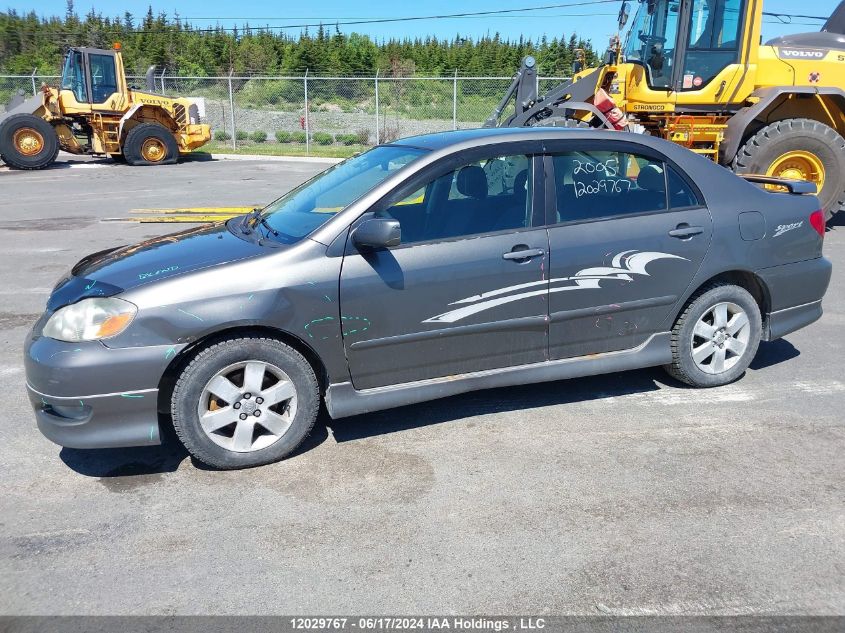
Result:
[24, 128, 832, 469]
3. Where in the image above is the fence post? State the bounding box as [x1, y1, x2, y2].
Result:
[374, 69, 380, 145]
[452, 69, 458, 130]
[31, 68, 38, 96]
[227, 69, 236, 151]
[159, 67, 166, 93]
[304, 69, 310, 156]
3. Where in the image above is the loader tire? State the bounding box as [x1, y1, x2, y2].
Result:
[732, 118, 845, 222]
[0, 114, 59, 170]
[123, 122, 179, 166]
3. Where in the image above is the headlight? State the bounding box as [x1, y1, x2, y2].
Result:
[43, 297, 137, 342]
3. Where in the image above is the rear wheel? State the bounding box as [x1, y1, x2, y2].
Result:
[664, 283, 762, 388]
[171, 336, 320, 469]
[123, 122, 179, 166]
[732, 118, 845, 221]
[0, 113, 59, 170]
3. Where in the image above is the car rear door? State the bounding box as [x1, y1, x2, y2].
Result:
[543, 140, 713, 359]
[339, 147, 549, 390]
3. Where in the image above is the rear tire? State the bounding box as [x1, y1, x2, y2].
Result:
[732, 118, 845, 222]
[171, 336, 320, 470]
[664, 283, 762, 388]
[123, 122, 179, 166]
[0, 113, 59, 170]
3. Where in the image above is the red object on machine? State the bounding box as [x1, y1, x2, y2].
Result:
[593, 89, 627, 130]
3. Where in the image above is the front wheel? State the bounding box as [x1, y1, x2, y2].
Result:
[123, 122, 179, 166]
[0, 113, 59, 170]
[171, 337, 320, 469]
[664, 283, 762, 388]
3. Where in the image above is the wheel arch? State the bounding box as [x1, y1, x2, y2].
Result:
[119, 104, 179, 142]
[673, 269, 771, 330]
[156, 324, 330, 416]
[722, 87, 845, 164]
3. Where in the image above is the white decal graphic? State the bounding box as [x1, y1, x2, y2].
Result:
[423, 250, 687, 324]
[772, 221, 803, 237]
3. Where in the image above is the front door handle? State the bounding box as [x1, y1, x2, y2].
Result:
[503, 247, 545, 260]
[669, 224, 704, 239]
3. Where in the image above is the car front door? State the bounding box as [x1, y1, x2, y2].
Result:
[544, 141, 713, 360]
[339, 149, 549, 390]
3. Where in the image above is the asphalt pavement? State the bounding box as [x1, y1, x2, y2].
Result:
[0, 153, 843, 615]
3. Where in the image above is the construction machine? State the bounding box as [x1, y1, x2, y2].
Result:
[487, 0, 845, 220]
[0, 44, 211, 169]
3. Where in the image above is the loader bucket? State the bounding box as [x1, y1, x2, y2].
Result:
[0, 93, 43, 125]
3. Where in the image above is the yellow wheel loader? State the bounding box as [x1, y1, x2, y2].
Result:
[488, 0, 845, 220]
[0, 45, 211, 169]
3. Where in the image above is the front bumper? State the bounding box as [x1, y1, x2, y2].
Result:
[26, 384, 160, 449]
[24, 334, 180, 449]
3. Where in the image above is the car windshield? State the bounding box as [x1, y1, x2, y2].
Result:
[258, 145, 428, 243]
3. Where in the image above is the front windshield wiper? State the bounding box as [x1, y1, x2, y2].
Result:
[241, 208, 279, 238]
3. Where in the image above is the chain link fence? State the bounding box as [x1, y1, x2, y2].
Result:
[0, 72, 570, 154]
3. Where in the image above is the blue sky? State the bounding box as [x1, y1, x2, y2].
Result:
[7, 0, 839, 46]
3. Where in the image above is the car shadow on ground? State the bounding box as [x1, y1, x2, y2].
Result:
[328, 338, 801, 443]
[57, 340, 800, 477]
[58, 412, 332, 479]
[749, 338, 800, 370]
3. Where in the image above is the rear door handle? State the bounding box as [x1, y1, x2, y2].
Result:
[503, 248, 545, 260]
[669, 225, 704, 238]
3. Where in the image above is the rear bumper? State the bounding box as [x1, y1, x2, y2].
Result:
[765, 300, 823, 341]
[757, 257, 832, 341]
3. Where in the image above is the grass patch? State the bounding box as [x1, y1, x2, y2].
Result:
[199, 141, 366, 158]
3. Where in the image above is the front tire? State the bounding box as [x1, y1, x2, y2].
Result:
[0, 113, 59, 170]
[664, 284, 762, 388]
[123, 122, 179, 166]
[732, 118, 845, 221]
[171, 336, 320, 469]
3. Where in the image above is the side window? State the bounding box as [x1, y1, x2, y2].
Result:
[61, 51, 88, 103]
[553, 150, 667, 223]
[89, 54, 118, 103]
[682, 0, 743, 89]
[382, 154, 533, 245]
[667, 166, 701, 208]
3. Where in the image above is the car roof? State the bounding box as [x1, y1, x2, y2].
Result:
[388, 126, 713, 173]
[390, 126, 654, 151]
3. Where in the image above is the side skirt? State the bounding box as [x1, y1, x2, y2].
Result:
[325, 332, 672, 419]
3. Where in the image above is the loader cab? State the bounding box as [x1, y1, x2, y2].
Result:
[59, 47, 126, 112]
[622, 0, 755, 101]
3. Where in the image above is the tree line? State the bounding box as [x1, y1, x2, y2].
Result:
[0, 2, 601, 77]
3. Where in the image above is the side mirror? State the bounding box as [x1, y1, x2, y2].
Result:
[352, 217, 401, 249]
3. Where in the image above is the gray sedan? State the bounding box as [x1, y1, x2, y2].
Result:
[24, 128, 832, 469]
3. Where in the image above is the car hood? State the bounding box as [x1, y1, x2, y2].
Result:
[47, 221, 267, 311]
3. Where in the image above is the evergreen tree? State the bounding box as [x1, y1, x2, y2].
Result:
[0, 7, 599, 76]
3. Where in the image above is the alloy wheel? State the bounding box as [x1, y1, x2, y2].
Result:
[690, 301, 751, 375]
[197, 360, 298, 452]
